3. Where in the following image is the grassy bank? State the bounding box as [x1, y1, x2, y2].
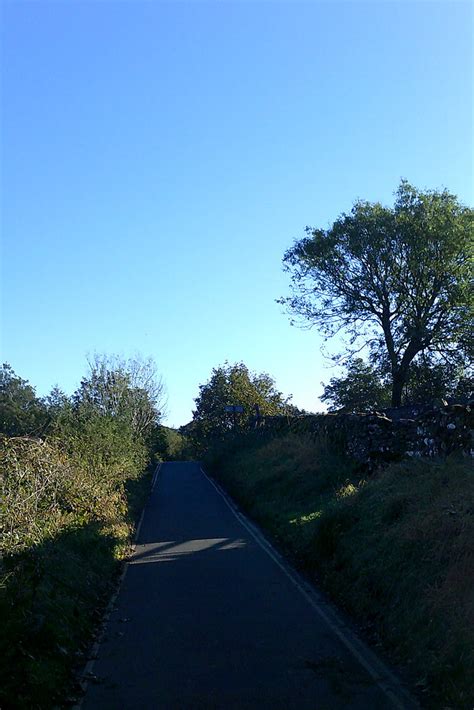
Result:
[0, 436, 154, 709]
[205, 432, 474, 709]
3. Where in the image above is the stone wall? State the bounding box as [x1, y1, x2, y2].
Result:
[253, 403, 474, 471]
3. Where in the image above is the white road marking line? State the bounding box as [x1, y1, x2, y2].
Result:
[200, 465, 418, 710]
[151, 462, 162, 491]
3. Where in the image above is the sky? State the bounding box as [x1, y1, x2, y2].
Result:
[1, 0, 472, 427]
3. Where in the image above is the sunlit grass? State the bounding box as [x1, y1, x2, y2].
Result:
[289, 510, 322, 525]
[335, 481, 360, 499]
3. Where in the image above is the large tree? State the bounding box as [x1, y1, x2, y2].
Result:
[192, 361, 295, 444]
[73, 354, 166, 438]
[402, 354, 473, 405]
[281, 181, 473, 406]
[0, 364, 48, 436]
[320, 359, 390, 412]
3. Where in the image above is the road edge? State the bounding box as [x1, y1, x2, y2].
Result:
[70, 462, 163, 710]
[200, 464, 419, 710]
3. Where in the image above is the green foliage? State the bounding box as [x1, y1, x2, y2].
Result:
[321, 355, 473, 411]
[281, 181, 474, 406]
[191, 361, 295, 451]
[321, 358, 391, 412]
[73, 354, 166, 440]
[402, 354, 473, 404]
[207, 433, 474, 708]
[322, 355, 473, 412]
[1, 438, 73, 555]
[0, 433, 151, 708]
[157, 426, 188, 461]
[0, 355, 165, 708]
[0, 521, 124, 708]
[0, 364, 48, 436]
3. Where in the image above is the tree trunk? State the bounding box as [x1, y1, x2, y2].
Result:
[391, 338, 423, 407]
[391, 370, 405, 407]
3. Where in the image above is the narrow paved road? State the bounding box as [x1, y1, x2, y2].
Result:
[82, 462, 414, 709]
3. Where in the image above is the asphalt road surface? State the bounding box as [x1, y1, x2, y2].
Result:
[81, 462, 416, 710]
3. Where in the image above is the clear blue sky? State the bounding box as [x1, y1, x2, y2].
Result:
[1, 0, 472, 427]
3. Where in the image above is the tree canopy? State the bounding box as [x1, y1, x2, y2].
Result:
[281, 181, 473, 406]
[191, 362, 295, 446]
[0, 356, 169, 464]
[321, 355, 472, 412]
[0, 364, 48, 436]
[402, 355, 472, 405]
[320, 359, 390, 412]
[73, 354, 166, 439]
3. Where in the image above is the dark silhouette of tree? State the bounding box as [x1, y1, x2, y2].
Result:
[320, 359, 390, 412]
[192, 361, 295, 445]
[281, 181, 473, 406]
[0, 364, 47, 436]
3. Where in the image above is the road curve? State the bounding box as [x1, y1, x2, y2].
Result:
[81, 462, 415, 709]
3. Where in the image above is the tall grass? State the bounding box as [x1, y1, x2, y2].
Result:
[205, 431, 474, 709]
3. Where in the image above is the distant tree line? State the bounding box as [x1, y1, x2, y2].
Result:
[0, 355, 175, 467]
[184, 361, 301, 452]
[1, 354, 170, 556]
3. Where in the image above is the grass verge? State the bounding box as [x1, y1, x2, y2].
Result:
[205, 431, 474, 709]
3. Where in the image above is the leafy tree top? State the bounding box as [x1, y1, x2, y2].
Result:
[73, 354, 166, 438]
[281, 181, 473, 405]
[192, 361, 295, 444]
[320, 359, 390, 413]
[0, 363, 47, 436]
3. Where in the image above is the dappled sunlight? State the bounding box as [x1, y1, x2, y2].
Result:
[130, 538, 247, 564]
[335, 482, 360, 500]
[289, 511, 322, 526]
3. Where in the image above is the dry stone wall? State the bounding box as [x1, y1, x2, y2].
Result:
[254, 403, 473, 471]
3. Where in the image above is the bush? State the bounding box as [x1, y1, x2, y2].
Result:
[0, 430, 152, 708]
[0, 358, 163, 708]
